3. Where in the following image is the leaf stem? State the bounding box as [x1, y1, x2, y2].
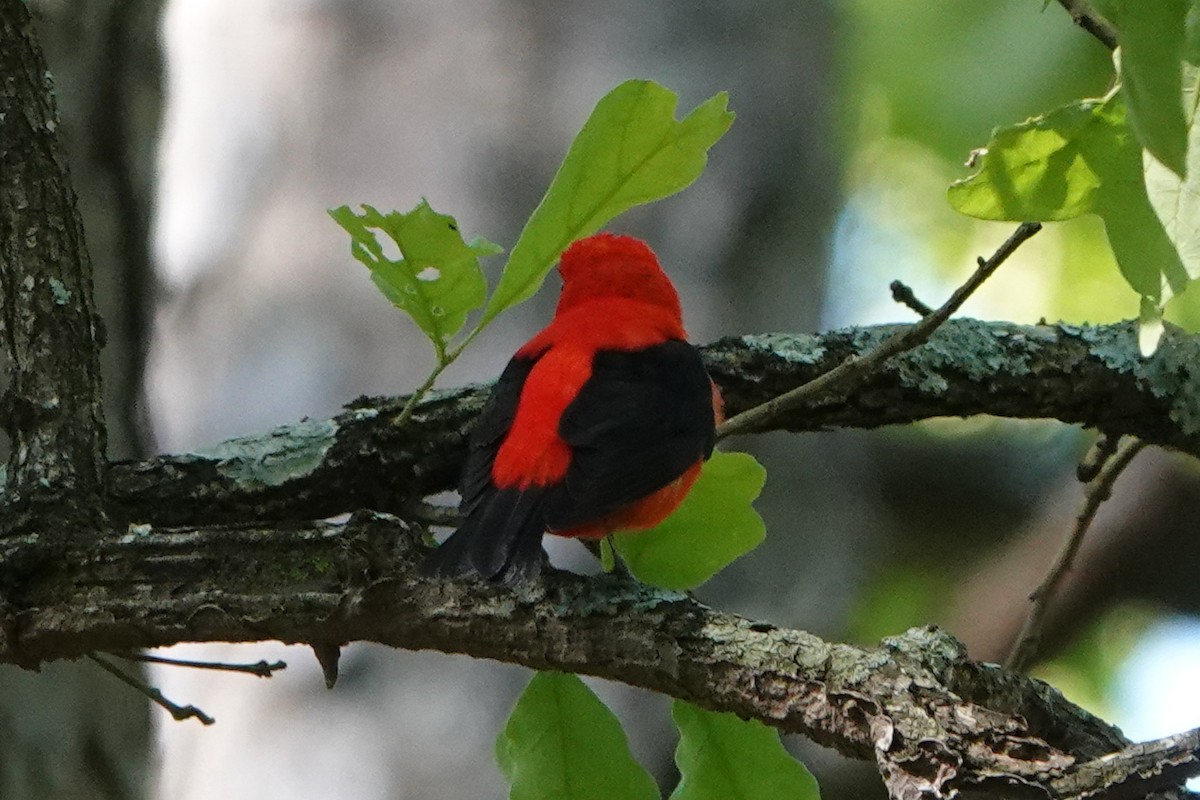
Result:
[394, 359, 452, 428]
[394, 312, 487, 429]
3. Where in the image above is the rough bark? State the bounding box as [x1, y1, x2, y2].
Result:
[32, 0, 162, 460]
[0, 0, 107, 533]
[0, 510, 1195, 799]
[1, 4, 159, 800]
[100, 319, 1200, 528]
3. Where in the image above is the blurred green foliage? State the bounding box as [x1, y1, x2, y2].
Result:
[837, 0, 1136, 327]
[840, 0, 1111, 164]
[839, 0, 1189, 741]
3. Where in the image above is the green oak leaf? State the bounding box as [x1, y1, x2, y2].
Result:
[1187, 2, 1200, 65]
[613, 451, 766, 591]
[948, 94, 1188, 349]
[329, 200, 501, 356]
[480, 79, 734, 327]
[1099, 0, 1189, 176]
[496, 672, 658, 800]
[669, 701, 820, 800]
[1145, 63, 1200, 284]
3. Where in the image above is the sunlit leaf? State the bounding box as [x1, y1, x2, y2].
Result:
[496, 672, 658, 800]
[1145, 64, 1200, 282]
[948, 94, 1187, 321]
[670, 701, 820, 800]
[330, 201, 501, 355]
[949, 97, 1116, 220]
[1141, 62, 1200, 350]
[1139, 295, 1166, 355]
[480, 80, 734, 326]
[1187, 2, 1200, 64]
[614, 451, 766, 591]
[1099, 0, 1189, 176]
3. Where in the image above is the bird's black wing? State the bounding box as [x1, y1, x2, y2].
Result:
[547, 339, 715, 530]
[424, 354, 548, 583]
[458, 354, 537, 511]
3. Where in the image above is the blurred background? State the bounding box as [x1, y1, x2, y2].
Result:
[4, 0, 1200, 798]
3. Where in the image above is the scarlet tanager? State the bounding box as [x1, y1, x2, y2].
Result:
[423, 233, 721, 584]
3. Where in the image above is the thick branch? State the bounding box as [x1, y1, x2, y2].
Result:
[104, 319, 1200, 526]
[0, 511, 1190, 798]
[0, 1, 107, 525]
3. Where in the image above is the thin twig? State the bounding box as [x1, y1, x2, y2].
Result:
[890, 280, 933, 317]
[1075, 432, 1120, 483]
[88, 653, 215, 725]
[717, 222, 1042, 439]
[1054, 0, 1118, 51]
[115, 651, 287, 677]
[1005, 436, 1146, 672]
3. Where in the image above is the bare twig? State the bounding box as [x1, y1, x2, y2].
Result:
[116, 651, 287, 677]
[1076, 432, 1121, 483]
[1054, 0, 1118, 51]
[717, 222, 1042, 439]
[1005, 436, 1146, 672]
[88, 653, 215, 725]
[890, 280, 933, 317]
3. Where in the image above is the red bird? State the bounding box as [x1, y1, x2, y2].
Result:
[424, 233, 720, 583]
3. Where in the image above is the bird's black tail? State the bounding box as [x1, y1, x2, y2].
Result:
[421, 489, 548, 585]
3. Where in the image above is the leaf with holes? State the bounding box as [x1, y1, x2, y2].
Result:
[330, 200, 501, 357]
[949, 93, 1188, 351]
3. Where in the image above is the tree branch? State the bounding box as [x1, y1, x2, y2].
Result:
[3, 6, 1195, 797]
[101, 318, 1200, 528]
[0, 510, 1192, 797]
[1050, 726, 1200, 799]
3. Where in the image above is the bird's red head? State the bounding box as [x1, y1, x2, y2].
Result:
[555, 233, 683, 321]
